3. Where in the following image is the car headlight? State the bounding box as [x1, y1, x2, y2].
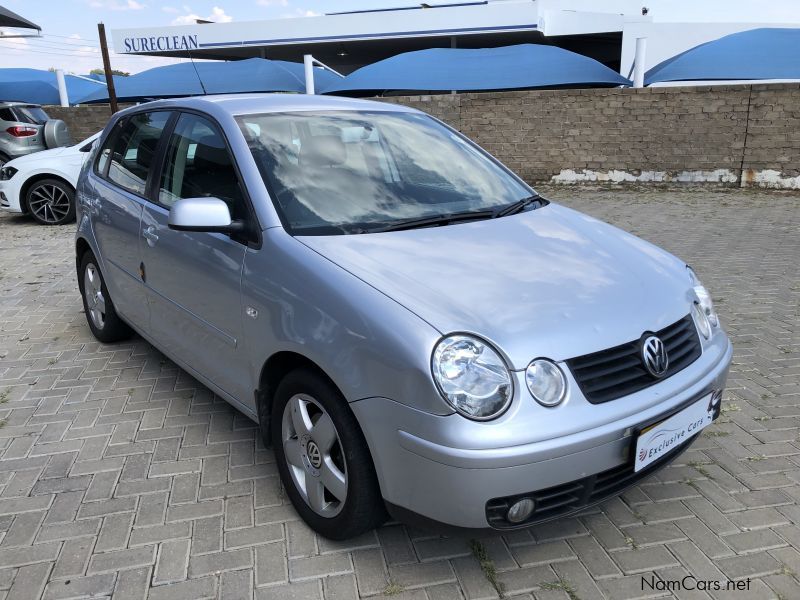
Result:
[687, 266, 719, 328]
[525, 359, 566, 407]
[432, 334, 513, 420]
[691, 302, 711, 340]
[0, 166, 17, 181]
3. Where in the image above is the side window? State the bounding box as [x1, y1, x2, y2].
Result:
[95, 125, 120, 176]
[105, 112, 170, 196]
[0, 108, 15, 121]
[158, 113, 246, 219]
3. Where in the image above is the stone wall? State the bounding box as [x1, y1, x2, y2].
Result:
[48, 83, 800, 188]
[45, 104, 133, 142]
[383, 83, 800, 188]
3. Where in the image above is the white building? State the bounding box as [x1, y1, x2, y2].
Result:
[110, 0, 799, 80]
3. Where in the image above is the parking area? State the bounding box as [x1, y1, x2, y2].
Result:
[0, 187, 798, 600]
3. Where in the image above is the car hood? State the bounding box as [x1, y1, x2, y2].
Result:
[298, 203, 695, 369]
[6, 146, 70, 167]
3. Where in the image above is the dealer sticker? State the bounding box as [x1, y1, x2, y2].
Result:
[635, 394, 714, 472]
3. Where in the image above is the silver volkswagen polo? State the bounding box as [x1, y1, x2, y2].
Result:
[75, 94, 732, 539]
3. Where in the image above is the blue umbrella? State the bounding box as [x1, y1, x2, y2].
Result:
[78, 58, 339, 103]
[0, 68, 109, 104]
[321, 44, 631, 94]
[646, 28, 800, 85]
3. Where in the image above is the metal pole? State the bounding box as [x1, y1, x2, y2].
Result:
[55, 69, 69, 107]
[304, 54, 315, 94]
[633, 37, 647, 88]
[97, 23, 119, 114]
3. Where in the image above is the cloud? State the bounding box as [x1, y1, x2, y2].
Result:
[2, 37, 29, 54]
[280, 8, 321, 18]
[171, 5, 233, 25]
[88, 0, 146, 10]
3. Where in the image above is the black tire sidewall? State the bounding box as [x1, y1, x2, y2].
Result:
[271, 368, 385, 540]
[27, 179, 76, 225]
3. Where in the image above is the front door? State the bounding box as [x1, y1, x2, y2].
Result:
[139, 112, 253, 404]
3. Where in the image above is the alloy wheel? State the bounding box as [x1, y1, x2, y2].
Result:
[281, 393, 348, 517]
[28, 183, 71, 224]
[83, 263, 106, 330]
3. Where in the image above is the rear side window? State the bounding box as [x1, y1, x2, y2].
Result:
[12, 106, 49, 124]
[0, 108, 15, 122]
[102, 111, 171, 196]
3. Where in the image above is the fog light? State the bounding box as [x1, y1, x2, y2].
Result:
[507, 498, 535, 523]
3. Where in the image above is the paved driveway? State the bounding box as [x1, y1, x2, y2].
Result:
[0, 188, 798, 600]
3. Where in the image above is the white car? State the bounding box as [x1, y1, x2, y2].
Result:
[0, 133, 99, 225]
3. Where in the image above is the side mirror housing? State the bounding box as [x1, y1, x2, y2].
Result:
[168, 197, 245, 234]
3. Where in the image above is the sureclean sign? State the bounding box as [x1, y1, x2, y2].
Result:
[123, 35, 199, 52]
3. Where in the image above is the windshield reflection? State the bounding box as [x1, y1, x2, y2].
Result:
[236, 111, 534, 235]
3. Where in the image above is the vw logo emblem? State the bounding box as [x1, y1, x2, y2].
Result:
[642, 335, 669, 378]
[306, 441, 322, 469]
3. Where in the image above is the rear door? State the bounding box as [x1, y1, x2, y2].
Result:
[88, 111, 172, 330]
[139, 111, 254, 404]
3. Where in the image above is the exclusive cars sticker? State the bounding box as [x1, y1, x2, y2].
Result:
[635, 394, 714, 472]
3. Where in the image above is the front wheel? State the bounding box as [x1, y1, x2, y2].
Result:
[27, 178, 76, 225]
[271, 368, 386, 540]
[78, 251, 132, 343]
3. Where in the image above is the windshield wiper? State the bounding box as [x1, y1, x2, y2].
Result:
[366, 209, 496, 233]
[493, 194, 544, 218]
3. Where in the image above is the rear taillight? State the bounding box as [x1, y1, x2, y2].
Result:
[6, 126, 37, 137]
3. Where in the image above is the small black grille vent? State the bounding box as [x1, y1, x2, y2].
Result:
[566, 314, 702, 404]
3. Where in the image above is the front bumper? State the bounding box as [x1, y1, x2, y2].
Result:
[351, 335, 732, 530]
[0, 181, 21, 213]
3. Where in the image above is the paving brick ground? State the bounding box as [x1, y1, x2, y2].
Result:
[0, 187, 798, 600]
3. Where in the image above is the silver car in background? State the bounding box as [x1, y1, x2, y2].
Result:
[75, 94, 732, 539]
[0, 101, 71, 166]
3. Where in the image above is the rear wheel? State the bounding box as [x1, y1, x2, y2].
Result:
[271, 368, 386, 539]
[26, 178, 75, 225]
[78, 251, 132, 343]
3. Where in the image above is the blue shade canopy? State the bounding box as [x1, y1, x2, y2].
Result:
[646, 28, 800, 85]
[0, 69, 108, 105]
[78, 58, 339, 103]
[321, 44, 631, 94]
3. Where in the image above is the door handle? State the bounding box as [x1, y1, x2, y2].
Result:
[142, 226, 159, 246]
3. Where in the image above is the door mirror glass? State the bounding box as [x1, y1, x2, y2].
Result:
[168, 197, 243, 233]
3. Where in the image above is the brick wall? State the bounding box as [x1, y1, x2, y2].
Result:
[47, 83, 800, 187]
[383, 83, 800, 188]
[44, 104, 133, 142]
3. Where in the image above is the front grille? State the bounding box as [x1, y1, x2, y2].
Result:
[566, 314, 702, 404]
[485, 433, 693, 529]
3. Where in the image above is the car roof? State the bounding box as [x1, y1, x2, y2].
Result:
[0, 101, 42, 108]
[119, 93, 420, 117]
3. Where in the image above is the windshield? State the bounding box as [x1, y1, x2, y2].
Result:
[236, 110, 534, 235]
[13, 106, 49, 125]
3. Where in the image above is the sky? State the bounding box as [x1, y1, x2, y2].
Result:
[1, 0, 798, 74]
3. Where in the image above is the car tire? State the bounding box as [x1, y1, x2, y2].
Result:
[26, 178, 76, 225]
[271, 368, 386, 540]
[78, 251, 132, 343]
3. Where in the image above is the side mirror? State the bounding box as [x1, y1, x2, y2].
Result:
[168, 197, 245, 234]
